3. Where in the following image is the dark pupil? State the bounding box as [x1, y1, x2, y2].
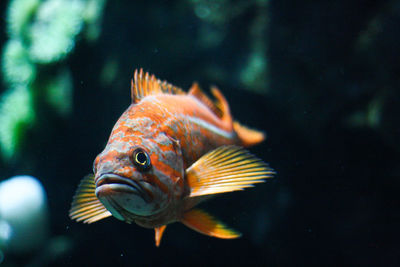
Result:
[136, 152, 147, 165]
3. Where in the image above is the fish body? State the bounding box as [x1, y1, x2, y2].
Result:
[70, 69, 273, 246]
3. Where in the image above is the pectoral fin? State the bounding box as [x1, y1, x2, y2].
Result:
[186, 145, 274, 197]
[154, 225, 167, 247]
[181, 209, 241, 239]
[69, 174, 111, 223]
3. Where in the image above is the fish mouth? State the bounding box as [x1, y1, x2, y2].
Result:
[95, 173, 151, 202]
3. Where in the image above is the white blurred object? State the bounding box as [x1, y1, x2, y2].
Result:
[0, 175, 49, 254]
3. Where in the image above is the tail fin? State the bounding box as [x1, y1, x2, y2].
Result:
[233, 121, 265, 147]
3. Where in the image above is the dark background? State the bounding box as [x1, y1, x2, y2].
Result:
[1, 0, 399, 265]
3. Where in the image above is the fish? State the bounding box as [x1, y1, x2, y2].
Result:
[69, 69, 274, 246]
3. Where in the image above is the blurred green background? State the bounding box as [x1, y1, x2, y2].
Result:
[0, 0, 399, 265]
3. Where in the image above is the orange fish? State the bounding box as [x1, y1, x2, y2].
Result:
[69, 69, 274, 246]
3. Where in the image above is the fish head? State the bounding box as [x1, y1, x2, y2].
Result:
[93, 133, 184, 222]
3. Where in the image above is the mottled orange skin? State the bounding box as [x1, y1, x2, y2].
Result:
[94, 93, 242, 228]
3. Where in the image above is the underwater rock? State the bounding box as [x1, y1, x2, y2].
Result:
[0, 85, 35, 159]
[28, 0, 85, 63]
[0, 0, 108, 160]
[0, 175, 49, 254]
[44, 68, 74, 116]
[2, 39, 36, 86]
[82, 0, 108, 41]
[240, 49, 268, 93]
[189, 0, 270, 93]
[239, 1, 269, 94]
[6, 0, 40, 39]
[190, 0, 251, 26]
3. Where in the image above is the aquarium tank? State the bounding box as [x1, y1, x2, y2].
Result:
[0, 0, 399, 265]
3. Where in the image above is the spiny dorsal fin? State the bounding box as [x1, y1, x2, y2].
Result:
[181, 208, 241, 239]
[189, 83, 223, 118]
[186, 145, 274, 197]
[131, 68, 185, 103]
[69, 174, 111, 224]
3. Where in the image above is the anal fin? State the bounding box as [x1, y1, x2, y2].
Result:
[181, 209, 241, 239]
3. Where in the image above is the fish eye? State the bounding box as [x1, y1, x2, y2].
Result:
[132, 148, 151, 171]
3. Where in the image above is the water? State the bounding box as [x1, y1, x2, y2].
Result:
[0, 0, 398, 266]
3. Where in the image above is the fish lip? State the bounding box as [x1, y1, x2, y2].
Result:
[95, 173, 150, 202]
[96, 173, 136, 188]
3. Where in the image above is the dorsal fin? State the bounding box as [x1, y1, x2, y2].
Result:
[233, 121, 265, 147]
[130, 68, 185, 103]
[189, 82, 223, 118]
[210, 86, 232, 125]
